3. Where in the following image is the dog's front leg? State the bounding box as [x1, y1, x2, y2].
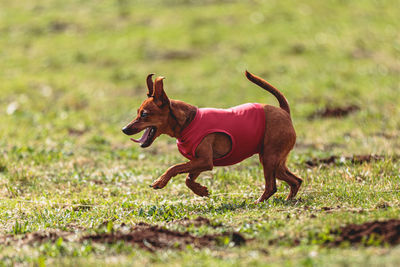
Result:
[150, 139, 214, 190]
[150, 159, 213, 189]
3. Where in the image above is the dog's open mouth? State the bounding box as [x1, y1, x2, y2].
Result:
[130, 126, 157, 148]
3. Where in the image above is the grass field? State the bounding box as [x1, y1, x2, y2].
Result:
[1, 0, 400, 266]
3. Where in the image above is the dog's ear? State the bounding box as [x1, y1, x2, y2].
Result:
[152, 77, 169, 107]
[146, 74, 154, 97]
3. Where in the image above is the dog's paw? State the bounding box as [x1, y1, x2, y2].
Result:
[254, 197, 265, 204]
[150, 177, 169, 189]
[189, 183, 209, 197]
[195, 186, 209, 197]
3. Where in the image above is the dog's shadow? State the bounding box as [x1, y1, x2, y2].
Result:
[208, 194, 315, 213]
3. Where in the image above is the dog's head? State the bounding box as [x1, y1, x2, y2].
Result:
[122, 74, 171, 148]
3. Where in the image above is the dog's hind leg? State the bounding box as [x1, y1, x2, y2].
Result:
[256, 154, 278, 203]
[185, 172, 209, 197]
[276, 166, 303, 200]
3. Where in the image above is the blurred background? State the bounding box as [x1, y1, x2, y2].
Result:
[0, 1, 400, 264]
[1, 0, 399, 164]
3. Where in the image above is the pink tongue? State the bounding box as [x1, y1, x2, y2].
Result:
[130, 127, 151, 144]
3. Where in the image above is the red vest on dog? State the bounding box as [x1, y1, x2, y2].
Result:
[177, 103, 266, 166]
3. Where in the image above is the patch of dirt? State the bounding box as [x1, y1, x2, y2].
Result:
[308, 105, 359, 119]
[289, 43, 306, 54]
[82, 223, 245, 251]
[49, 21, 69, 32]
[305, 154, 396, 167]
[67, 127, 88, 136]
[372, 132, 398, 139]
[267, 235, 300, 246]
[160, 50, 196, 60]
[0, 230, 73, 246]
[329, 219, 400, 246]
[0, 223, 246, 251]
[350, 48, 372, 59]
[145, 49, 197, 60]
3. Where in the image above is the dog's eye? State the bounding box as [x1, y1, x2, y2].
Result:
[141, 112, 149, 118]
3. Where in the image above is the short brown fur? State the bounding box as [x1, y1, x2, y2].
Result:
[122, 71, 302, 203]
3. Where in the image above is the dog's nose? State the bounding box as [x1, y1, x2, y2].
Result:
[122, 126, 130, 135]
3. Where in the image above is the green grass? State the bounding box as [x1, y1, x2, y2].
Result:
[1, 0, 400, 266]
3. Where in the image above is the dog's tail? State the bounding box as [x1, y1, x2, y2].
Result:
[245, 70, 290, 115]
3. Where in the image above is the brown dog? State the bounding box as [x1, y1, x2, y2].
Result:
[122, 71, 302, 203]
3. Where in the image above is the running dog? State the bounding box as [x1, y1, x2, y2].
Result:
[122, 71, 302, 203]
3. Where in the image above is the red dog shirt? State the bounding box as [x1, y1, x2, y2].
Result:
[177, 103, 266, 166]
